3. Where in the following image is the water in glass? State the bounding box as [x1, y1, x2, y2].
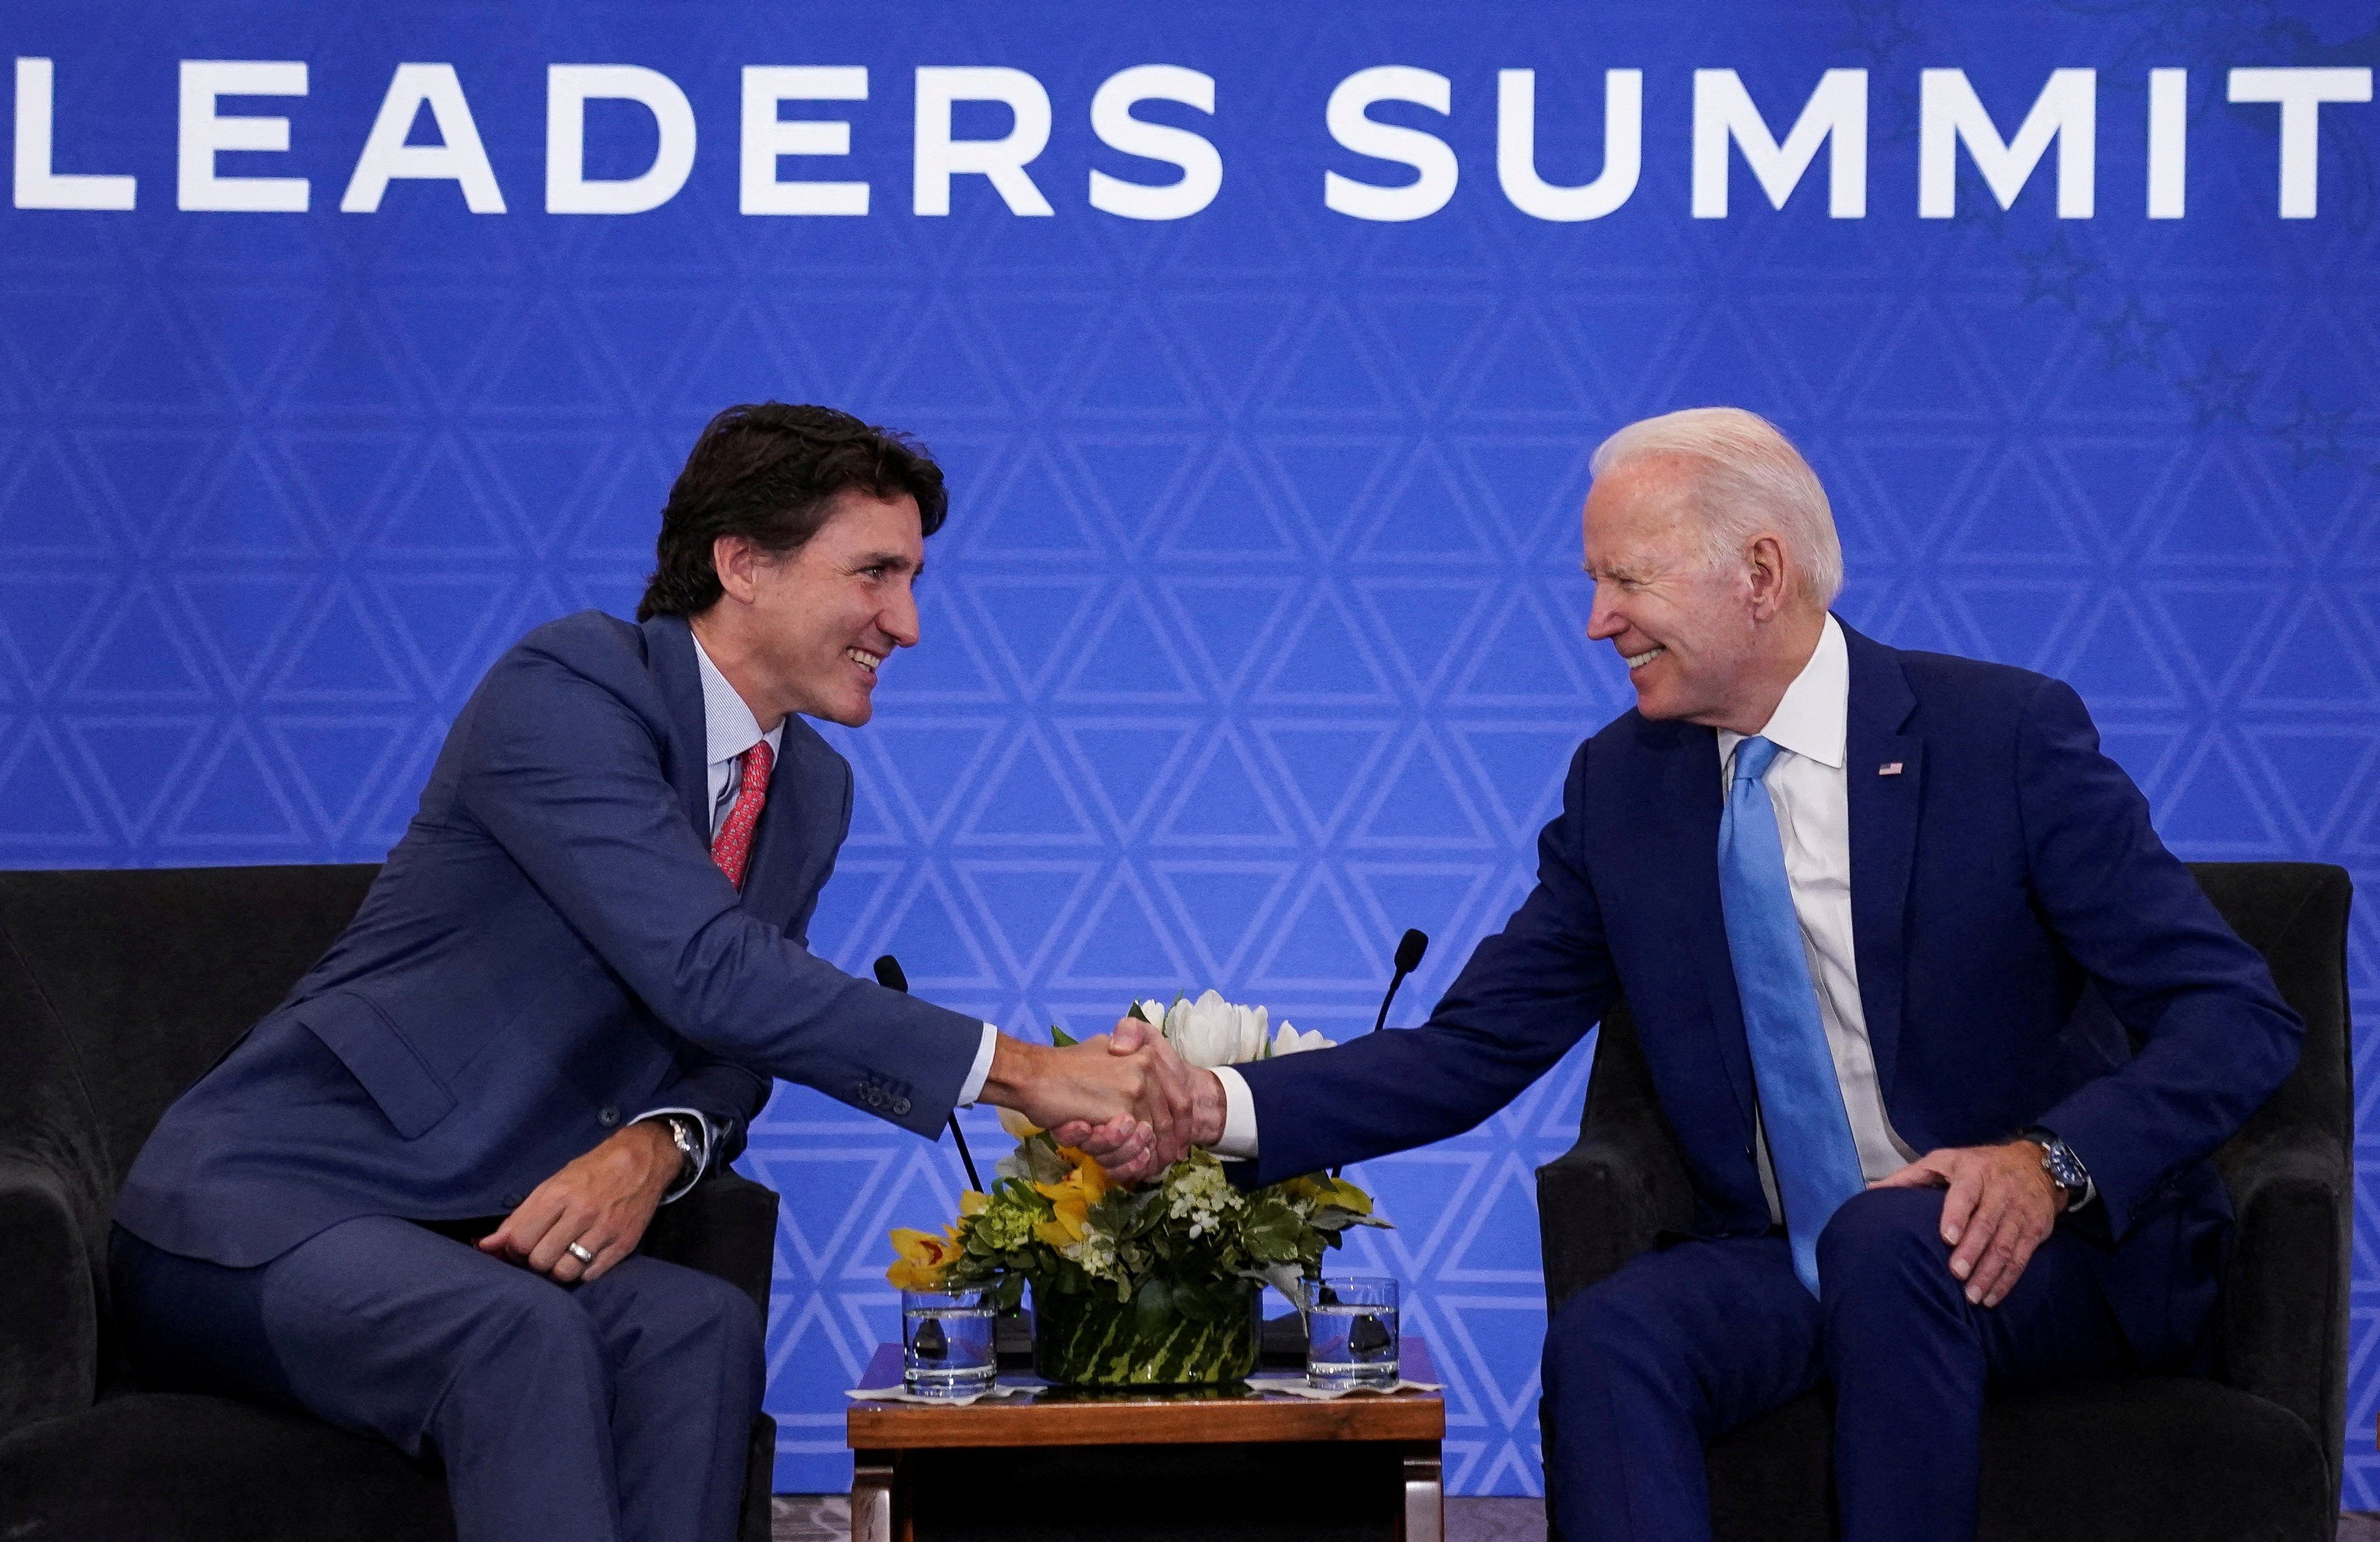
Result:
[1307, 1276, 1399, 1391]
[902, 1289, 996, 1398]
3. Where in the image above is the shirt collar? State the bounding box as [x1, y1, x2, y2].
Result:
[690, 629, 781, 767]
[1717, 613, 1847, 772]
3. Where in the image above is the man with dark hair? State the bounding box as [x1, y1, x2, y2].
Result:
[111, 402, 1187, 1542]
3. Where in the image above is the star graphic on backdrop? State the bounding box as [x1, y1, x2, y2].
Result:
[2091, 295, 2175, 370]
[2275, 392, 2349, 470]
[1843, 0, 1921, 65]
[2178, 350, 2260, 427]
[2015, 233, 2097, 309]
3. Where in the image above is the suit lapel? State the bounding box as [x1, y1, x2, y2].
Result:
[738, 718, 842, 932]
[641, 614, 714, 840]
[1640, 718, 1758, 1133]
[1841, 623, 1922, 1100]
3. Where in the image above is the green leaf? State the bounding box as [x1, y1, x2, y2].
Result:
[1135, 1276, 1174, 1330]
[1050, 1023, 1080, 1048]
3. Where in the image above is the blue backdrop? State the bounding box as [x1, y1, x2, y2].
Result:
[2, 0, 2373, 1501]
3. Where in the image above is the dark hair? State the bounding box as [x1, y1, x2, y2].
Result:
[636, 402, 948, 621]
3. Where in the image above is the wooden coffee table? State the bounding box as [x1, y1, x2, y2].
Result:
[846, 1337, 1445, 1542]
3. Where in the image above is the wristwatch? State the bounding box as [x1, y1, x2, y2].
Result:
[661, 1113, 703, 1185]
[2024, 1129, 2088, 1203]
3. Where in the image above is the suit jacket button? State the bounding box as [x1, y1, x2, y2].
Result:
[501, 1193, 524, 1208]
[599, 1105, 621, 1127]
[892, 1098, 912, 1117]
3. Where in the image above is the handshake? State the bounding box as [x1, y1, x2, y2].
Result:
[980, 1015, 1224, 1182]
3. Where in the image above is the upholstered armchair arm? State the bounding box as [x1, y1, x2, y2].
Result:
[640, 1169, 782, 1320]
[1537, 1120, 1694, 1315]
[2217, 1129, 2348, 1473]
[0, 1157, 96, 1440]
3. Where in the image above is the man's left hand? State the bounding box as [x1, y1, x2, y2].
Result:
[1870, 1140, 2067, 1308]
[476, 1121, 681, 1285]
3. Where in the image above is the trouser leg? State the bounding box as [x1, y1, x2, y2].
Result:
[571, 1254, 766, 1542]
[1540, 1233, 1823, 1542]
[1818, 1187, 2129, 1542]
[113, 1218, 623, 1542]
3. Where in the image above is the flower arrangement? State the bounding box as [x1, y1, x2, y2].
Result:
[886, 991, 1389, 1385]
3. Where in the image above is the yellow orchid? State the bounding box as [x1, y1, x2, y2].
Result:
[886, 1226, 963, 1291]
[1030, 1146, 1112, 1248]
[1034, 1189, 1090, 1249]
[959, 1190, 990, 1219]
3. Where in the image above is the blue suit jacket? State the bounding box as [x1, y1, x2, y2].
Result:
[1234, 623, 2301, 1363]
[119, 611, 985, 1267]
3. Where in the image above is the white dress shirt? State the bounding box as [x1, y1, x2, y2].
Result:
[1209, 615, 1918, 1192]
[1716, 616, 1916, 1217]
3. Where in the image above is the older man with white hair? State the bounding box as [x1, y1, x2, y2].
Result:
[1087, 407, 2301, 1540]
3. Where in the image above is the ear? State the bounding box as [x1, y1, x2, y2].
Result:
[712, 534, 759, 605]
[1744, 534, 1791, 620]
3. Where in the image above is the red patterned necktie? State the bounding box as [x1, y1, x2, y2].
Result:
[710, 740, 774, 890]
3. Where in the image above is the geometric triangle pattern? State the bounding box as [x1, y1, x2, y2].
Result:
[2, 2, 2374, 1507]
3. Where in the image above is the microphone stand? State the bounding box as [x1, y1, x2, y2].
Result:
[1337, 929, 1429, 1177]
[873, 954, 983, 1192]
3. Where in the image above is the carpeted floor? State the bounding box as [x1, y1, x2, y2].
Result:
[772, 1494, 1546, 1539]
[776, 1498, 2380, 1540]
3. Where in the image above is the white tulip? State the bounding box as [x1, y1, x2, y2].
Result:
[1163, 989, 1269, 1068]
[1268, 1021, 1334, 1057]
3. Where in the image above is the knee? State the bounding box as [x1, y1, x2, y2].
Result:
[480, 1276, 605, 1359]
[619, 1265, 765, 1370]
[1546, 1275, 1674, 1390]
[1816, 1187, 1957, 1309]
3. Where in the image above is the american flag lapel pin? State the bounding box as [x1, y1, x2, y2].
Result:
[1878, 762, 1904, 776]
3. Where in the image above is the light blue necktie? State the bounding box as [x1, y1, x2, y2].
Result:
[1719, 736, 1866, 1296]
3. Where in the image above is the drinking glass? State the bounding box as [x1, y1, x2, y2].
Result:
[1306, 1275, 1399, 1391]
[902, 1285, 997, 1398]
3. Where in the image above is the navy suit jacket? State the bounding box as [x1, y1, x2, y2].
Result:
[119, 611, 985, 1267]
[1235, 623, 2301, 1363]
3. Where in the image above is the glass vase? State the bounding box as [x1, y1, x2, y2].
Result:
[1030, 1279, 1260, 1387]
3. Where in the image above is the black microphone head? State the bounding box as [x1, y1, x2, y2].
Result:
[1394, 928, 1429, 973]
[872, 955, 909, 993]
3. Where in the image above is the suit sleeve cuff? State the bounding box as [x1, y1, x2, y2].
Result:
[955, 1024, 999, 1107]
[1210, 1065, 1259, 1159]
[632, 1107, 710, 1203]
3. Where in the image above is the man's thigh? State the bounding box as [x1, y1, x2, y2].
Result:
[1547, 1232, 1824, 1439]
[1818, 1187, 2128, 1389]
[118, 1216, 593, 1453]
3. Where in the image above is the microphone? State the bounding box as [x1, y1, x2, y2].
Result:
[1336, 928, 1430, 1177]
[873, 954, 983, 1193]
[1370, 928, 1429, 1036]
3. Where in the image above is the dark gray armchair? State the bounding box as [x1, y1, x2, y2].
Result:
[0, 865, 782, 1541]
[1537, 861, 2352, 1542]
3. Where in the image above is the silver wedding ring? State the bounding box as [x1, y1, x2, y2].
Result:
[566, 1241, 596, 1265]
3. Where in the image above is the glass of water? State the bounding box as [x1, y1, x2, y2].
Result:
[1307, 1275, 1399, 1391]
[902, 1285, 997, 1398]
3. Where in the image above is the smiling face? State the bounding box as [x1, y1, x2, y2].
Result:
[697, 488, 925, 729]
[1581, 456, 1796, 730]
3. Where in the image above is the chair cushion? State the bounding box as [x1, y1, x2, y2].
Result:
[1709, 1377, 2331, 1542]
[0, 1392, 455, 1542]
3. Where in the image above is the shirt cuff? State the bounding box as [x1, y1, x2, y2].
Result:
[955, 1023, 1000, 1107]
[1209, 1065, 1259, 1159]
[631, 1107, 710, 1203]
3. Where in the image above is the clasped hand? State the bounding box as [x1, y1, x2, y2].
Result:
[990, 1017, 1215, 1183]
[1871, 1139, 2067, 1308]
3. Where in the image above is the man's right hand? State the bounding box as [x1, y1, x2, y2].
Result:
[981, 1019, 1197, 1182]
[1052, 1017, 1226, 1172]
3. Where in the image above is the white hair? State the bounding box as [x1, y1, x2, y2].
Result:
[1589, 407, 1843, 609]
